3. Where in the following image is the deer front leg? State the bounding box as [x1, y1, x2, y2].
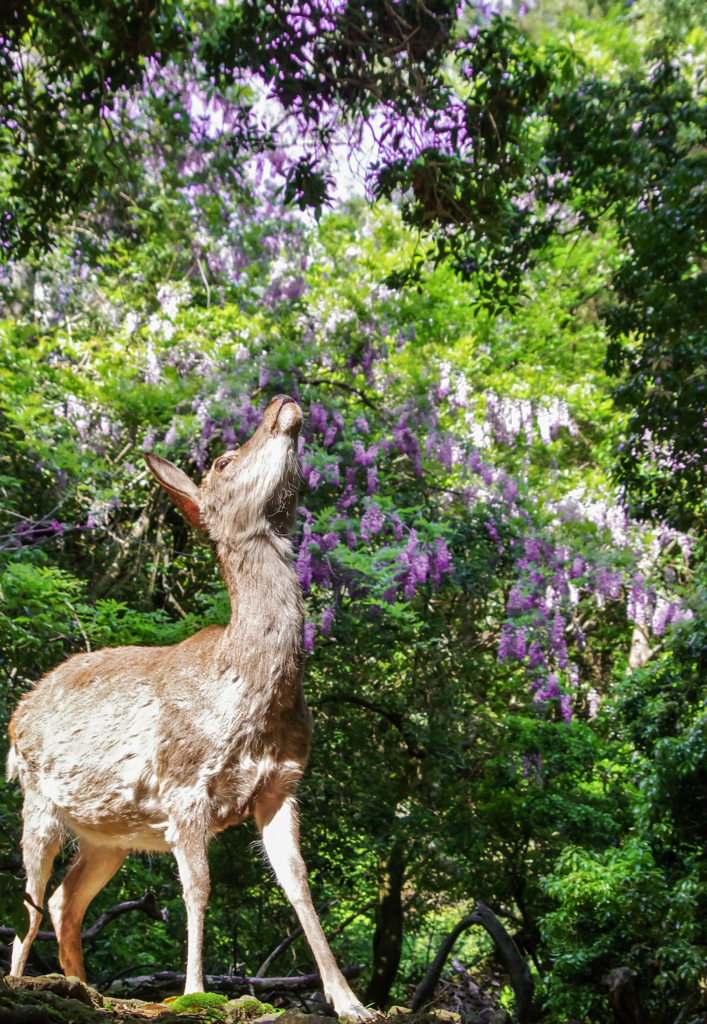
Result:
[256, 795, 372, 1021]
[173, 839, 210, 994]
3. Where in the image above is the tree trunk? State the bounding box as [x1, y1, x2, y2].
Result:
[364, 841, 406, 1010]
[628, 625, 652, 671]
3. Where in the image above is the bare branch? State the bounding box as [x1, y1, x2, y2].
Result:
[411, 910, 479, 1012]
[411, 901, 534, 1024]
[472, 902, 533, 1024]
[0, 892, 168, 945]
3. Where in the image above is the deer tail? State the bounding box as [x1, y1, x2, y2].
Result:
[6, 747, 18, 783]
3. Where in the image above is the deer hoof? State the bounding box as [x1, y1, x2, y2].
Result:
[335, 1001, 375, 1022]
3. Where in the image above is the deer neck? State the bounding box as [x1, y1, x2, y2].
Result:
[215, 532, 304, 693]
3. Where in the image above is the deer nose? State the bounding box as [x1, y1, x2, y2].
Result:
[272, 394, 302, 434]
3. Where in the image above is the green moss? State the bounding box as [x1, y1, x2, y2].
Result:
[240, 1000, 276, 1017]
[224, 997, 281, 1019]
[171, 992, 228, 1013]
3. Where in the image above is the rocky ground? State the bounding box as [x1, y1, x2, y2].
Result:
[0, 976, 518, 1024]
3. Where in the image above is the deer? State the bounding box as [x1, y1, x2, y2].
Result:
[6, 394, 370, 1021]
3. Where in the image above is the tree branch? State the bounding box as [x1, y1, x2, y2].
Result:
[0, 892, 168, 945]
[472, 902, 533, 1024]
[411, 912, 479, 1012]
[411, 901, 533, 1024]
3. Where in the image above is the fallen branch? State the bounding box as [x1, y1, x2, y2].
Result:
[0, 892, 168, 945]
[106, 964, 364, 999]
[411, 901, 533, 1024]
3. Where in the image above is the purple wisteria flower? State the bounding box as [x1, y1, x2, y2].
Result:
[652, 597, 673, 636]
[392, 416, 423, 475]
[527, 642, 545, 669]
[559, 694, 572, 724]
[522, 753, 543, 778]
[569, 556, 585, 579]
[524, 538, 542, 563]
[498, 625, 514, 662]
[543, 674, 560, 699]
[353, 440, 379, 466]
[503, 477, 518, 503]
[310, 402, 328, 433]
[436, 436, 453, 470]
[486, 521, 500, 544]
[323, 410, 344, 446]
[430, 538, 453, 587]
[338, 466, 358, 508]
[301, 462, 321, 490]
[627, 573, 646, 625]
[360, 502, 385, 540]
[514, 626, 527, 661]
[594, 567, 622, 604]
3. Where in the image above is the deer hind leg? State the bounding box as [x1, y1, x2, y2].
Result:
[11, 793, 63, 978]
[256, 794, 371, 1021]
[47, 841, 125, 982]
[173, 838, 210, 994]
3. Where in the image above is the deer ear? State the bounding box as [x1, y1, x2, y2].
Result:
[144, 453, 205, 530]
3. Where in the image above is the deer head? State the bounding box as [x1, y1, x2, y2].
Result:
[144, 395, 303, 543]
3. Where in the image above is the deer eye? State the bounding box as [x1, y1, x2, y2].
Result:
[216, 458, 231, 472]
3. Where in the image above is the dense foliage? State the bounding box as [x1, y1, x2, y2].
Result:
[2, 1, 707, 1023]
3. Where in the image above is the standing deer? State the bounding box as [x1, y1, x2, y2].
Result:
[6, 394, 370, 1021]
